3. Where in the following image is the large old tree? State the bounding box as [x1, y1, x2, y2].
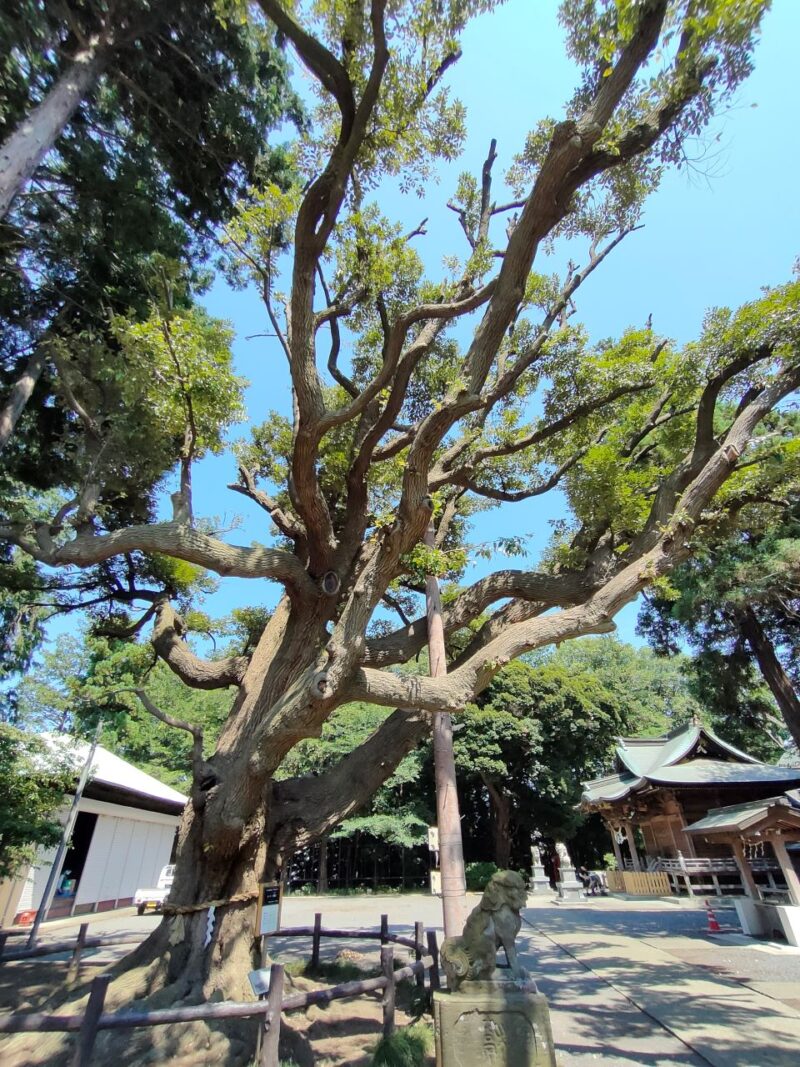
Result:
[2, 0, 798, 1054]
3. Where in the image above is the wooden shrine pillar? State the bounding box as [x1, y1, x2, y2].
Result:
[623, 821, 642, 872]
[730, 838, 760, 899]
[769, 834, 800, 906]
[607, 823, 624, 870]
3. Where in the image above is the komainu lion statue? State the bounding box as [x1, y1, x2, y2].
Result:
[440, 870, 528, 991]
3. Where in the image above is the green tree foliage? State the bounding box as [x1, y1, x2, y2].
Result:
[287, 641, 702, 879]
[13, 631, 231, 789]
[1, 0, 796, 1012]
[638, 497, 800, 755]
[455, 655, 639, 866]
[279, 702, 431, 854]
[545, 637, 702, 734]
[1, 0, 297, 454]
[0, 2, 299, 672]
[0, 724, 77, 879]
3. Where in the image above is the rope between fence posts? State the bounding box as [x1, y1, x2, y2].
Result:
[161, 890, 258, 915]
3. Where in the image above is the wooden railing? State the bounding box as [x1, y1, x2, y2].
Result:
[611, 856, 786, 897]
[605, 870, 671, 895]
[0, 912, 440, 1067]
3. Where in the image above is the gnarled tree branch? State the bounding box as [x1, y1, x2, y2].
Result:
[152, 602, 249, 690]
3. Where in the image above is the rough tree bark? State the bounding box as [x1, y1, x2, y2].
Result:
[483, 777, 512, 869]
[737, 605, 800, 749]
[0, 42, 110, 221]
[0, 347, 47, 452]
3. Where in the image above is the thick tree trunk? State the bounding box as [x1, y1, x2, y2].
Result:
[0, 346, 47, 452]
[0, 42, 108, 220]
[95, 601, 426, 1064]
[483, 777, 512, 869]
[737, 605, 800, 749]
[112, 602, 328, 1012]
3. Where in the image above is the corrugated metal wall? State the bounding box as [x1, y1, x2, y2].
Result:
[75, 811, 175, 907]
[9, 798, 179, 919]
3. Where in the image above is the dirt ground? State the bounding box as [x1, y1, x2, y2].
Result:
[0, 945, 434, 1067]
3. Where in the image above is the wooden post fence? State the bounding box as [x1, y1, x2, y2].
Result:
[311, 912, 322, 970]
[426, 930, 440, 991]
[414, 921, 424, 988]
[259, 963, 284, 1067]
[380, 945, 395, 1040]
[66, 923, 89, 986]
[70, 974, 110, 1067]
[0, 915, 441, 1063]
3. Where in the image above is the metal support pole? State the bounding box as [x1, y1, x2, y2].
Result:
[425, 522, 467, 940]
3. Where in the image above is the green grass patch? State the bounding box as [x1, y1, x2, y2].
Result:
[371, 1022, 434, 1067]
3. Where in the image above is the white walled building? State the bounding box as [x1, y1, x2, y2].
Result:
[0, 741, 186, 927]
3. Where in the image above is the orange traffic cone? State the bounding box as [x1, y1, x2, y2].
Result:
[705, 898, 721, 933]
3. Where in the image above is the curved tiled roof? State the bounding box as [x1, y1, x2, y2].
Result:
[647, 760, 800, 787]
[686, 788, 800, 835]
[582, 722, 800, 807]
[615, 723, 760, 777]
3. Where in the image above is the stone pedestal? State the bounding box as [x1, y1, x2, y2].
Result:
[735, 898, 800, 946]
[529, 849, 552, 896]
[434, 978, 556, 1067]
[555, 866, 584, 904]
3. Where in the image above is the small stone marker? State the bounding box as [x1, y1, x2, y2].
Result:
[434, 976, 556, 1067]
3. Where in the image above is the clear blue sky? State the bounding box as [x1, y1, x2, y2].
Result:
[54, 0, 800, 650]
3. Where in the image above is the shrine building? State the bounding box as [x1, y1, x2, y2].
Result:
[581, 721, 800, 900]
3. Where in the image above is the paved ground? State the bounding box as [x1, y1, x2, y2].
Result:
[5, 892, 800, 1066]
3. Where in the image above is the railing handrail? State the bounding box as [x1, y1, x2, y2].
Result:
[655, 857, 780, 873]
[0, 930, 147, 963]
[266, 924, 419, 950]
[0, 954, 434, 1035]
[0, 912, 441, 1067]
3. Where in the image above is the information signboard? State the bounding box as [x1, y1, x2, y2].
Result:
[256, 882, 282, 936]
[248, 967, 272, 997]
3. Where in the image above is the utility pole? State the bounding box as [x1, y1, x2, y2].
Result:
[425, 522, 467, 938]
[27, 721, 102, 948]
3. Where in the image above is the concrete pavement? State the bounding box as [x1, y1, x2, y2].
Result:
[275, 894, 800, 1066]
[523, 908, 800, 1067]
